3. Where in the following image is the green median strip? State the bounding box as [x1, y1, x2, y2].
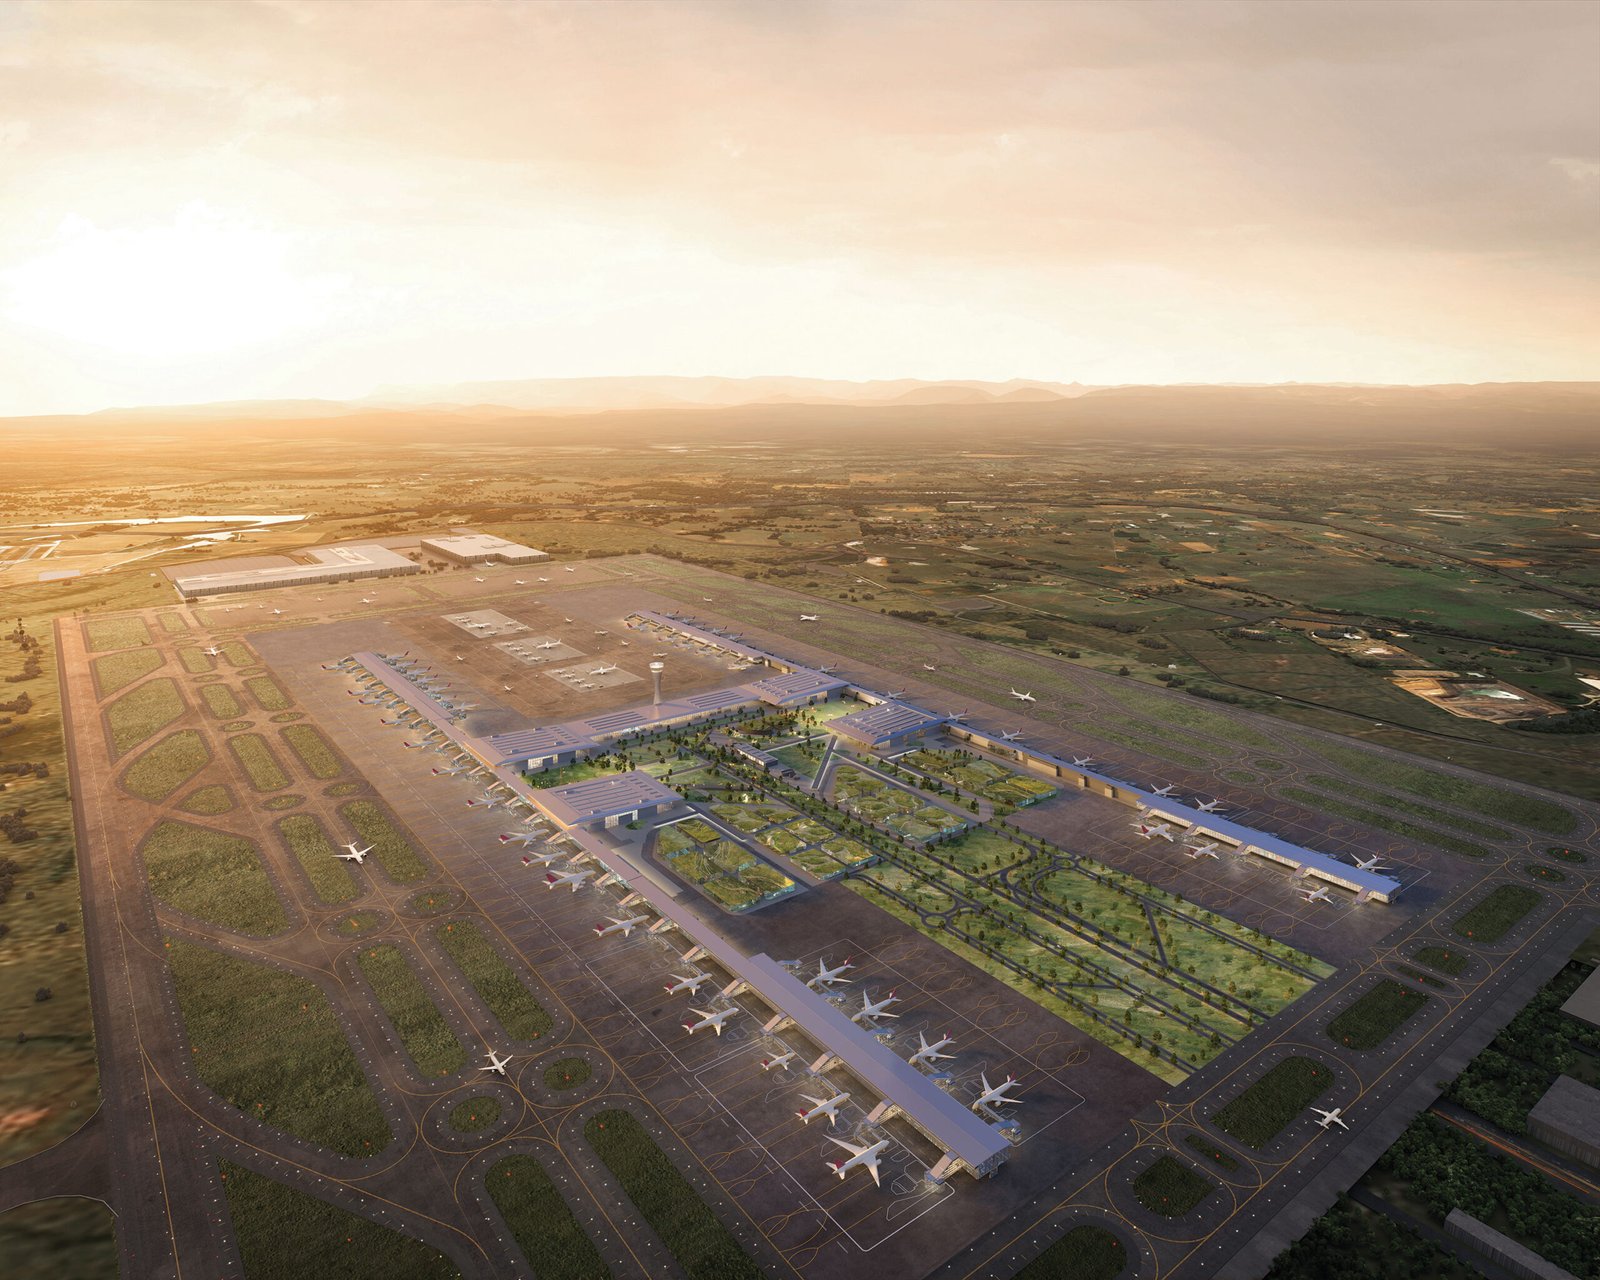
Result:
[356, 944, 465, 1079]
[487, 1155, 609, 1280]
[434, 920, 551, 1040]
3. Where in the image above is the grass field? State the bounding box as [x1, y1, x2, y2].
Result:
[228, 733, 291, 791]
[448, 1096, 501, 1132]
[181, 783, 235, 815]
[199, 683, 243, 718]
[1014, 1224, 1127, 1280]
[92, 647, 162, 695]
[434, 920, 552, 1040]
[167, 938, 391, 1156]
[105, 677, 185, 755]
[142, 819, 287, 935]
[1132, 1154, 1212, 1216]
[1452, 885, 1542, 943]
[1301, 774, 1514, 841]
[584, 1109, 759, 1279]
[356, 944, 466, 1079]
[277, 814, 358, 903]
[544, 1056, 592, 1089]
[1327, 980, 1430, 1050]
[220, 1160, 458, 1280]
[120, 729, 210, 801]
[282, 724, 343, 779]
[486, 1154, 609, 1280]
[177, 646, 214, 674]
[1212, 1057, 1334, 1147]
[157, 612, 190, 636]
[0, 1196, 118, 1280]
[1184, 1133, 1240, 1172]
[1278, 786, 1493, 859]
[1413, 945, 1469, 976]
[340, 800, 429, 881]
[407, 887, 463, 915]
[245, 675, 292, 712]
[84, 615, 151, 652]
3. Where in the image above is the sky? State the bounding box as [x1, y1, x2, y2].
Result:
[0, 0, 1595, 416]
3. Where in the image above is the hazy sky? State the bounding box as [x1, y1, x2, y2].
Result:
[0, 0, 1595, 414]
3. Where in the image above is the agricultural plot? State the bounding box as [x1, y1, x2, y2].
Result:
[92, 647, 163, 695]
[120, 730, 210, 802]
[166, 939, 391, 1156]
[901, 747, 1058, 809]
[141, 820, 286, 935]
[105, 677, 185, 755]
[654, 819, 797, 909]
[831, 763, 968, 841]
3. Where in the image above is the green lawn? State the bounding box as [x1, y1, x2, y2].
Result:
[448, 1096, 501, 1133]
[1183, 1133, 1240, 1173]
[1131, 1154, 1212, 1216]
[585, 1109, 759, 1279]
[0, 1196, 118, 1280]
[1278, 786, 1492, 860]
[167, 939, 391, 1156]
[220, 1160, 457, 1280]
[92, 648, 163, 695]
[1413, 945, 1469, 976]
[486, 1155, 609, 1280]
[84, 615, 151, 652]
[278, 815, 358, 903]
[106, 677, 185, 755]
[1327, 980, 1429, 1050]
[434, 920, 552, 1040]
[180, 784, 235, 815]
[356, 945, 466, 1079]
[1014, 1224, 1128, 1280]
[282, 725, 343, 779]
[340, 801, 429, 882]
[199, 683, 243, 718]
[244, 675, 291, 711]
[544, 1056, 592, 1090]
[228, 734, 291, 791]
[1452, 885, 1542, 943]
[142, 820, 286, 935]
[178, 646, 214, 674]
[1212, 1058, 1333, 1147]
[121, 729, 210, 801]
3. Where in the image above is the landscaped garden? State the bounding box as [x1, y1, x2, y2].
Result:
[1015, 1224, 1128, 1280]
[121, 730, 210, 802]
[228, 733, 290, 791]
[93, 648, 163, 695]
[654, 818, 797, 910]
[106, 677, 185, 754]
[340, 800, 429, 881]
[356, 944, 466, 1078]
[832, 762, 968, 840]
[704, 800, 871, 879]
[278, 815, 358, 903]
[899, 747, 1059, 809]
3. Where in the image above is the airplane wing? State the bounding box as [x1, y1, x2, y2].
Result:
[868, 1160, 881, 1187]
[827, 1136, 868, 1157]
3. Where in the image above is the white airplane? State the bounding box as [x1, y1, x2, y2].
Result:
[664, 973, 712, 996]
[467, 794, 504, 810]
[455, 654, 465, 663]
[825, 1135, 890, 1187]
[947, 709, 969, 722]
[799, 613, 819, 622]
[519, 850, 567, 868]
[1071, 756, 1095, 768]
[537, 639, 560, 650]
[1151, 784, 1178, 797]
[473, 576, 485, 583]
[999, 730, 1026, 742]
[1311, 1106, 1349, 1131]
[432, 763, 474, 777]
[593, 914, 649, 939]
[1132, 821, 1174, 840]
[908, 1030, 956, 1067]
[1195, 799, 1226, 813]
[884, 689, 905, 699]
[760, 1048, 797, 1072]
[972, 1072, 1023, 1110]
[565, 566, 576, 573]
[514, 579, 526, 586]
[1300, 885, 1333, 905]
[590, 664, 618, 676]
[807, 956, 854, 989]
[537, 576, 550, 582]
[1351, 854, 1393, 873]
[701, 596, 713, 601]
[796, 1092, 850, 1126]
[818, 664, 839, 674]
[563, 617, 574, 624]
[682, 1006, 736, 1036]
[544, 867, 594, 892]
[338, 843, 373, 864]
[1008, 688, 1036, 702]
[204, 646, 223, 657]
[1184, 841, 1222, 860]
[271, 608, 284, 616]
[359, 597, 375, 605]
[922, 662, 937, 671]
[851, 989, 901, 1024]
[503, 684, 513, 692]
[480, 1050, 511, 1076]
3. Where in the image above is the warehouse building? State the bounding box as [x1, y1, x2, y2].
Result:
[1527, 1074, 1600, 1170]
[420, 533, 548, 565]
[173, 544, 421, 599]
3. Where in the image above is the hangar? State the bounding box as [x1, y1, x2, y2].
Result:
[173, 544, 420, 599]
[420, 533, 548, 565]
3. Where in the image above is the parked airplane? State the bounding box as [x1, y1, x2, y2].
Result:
[593, 914, 648, 939]
[338, 843, 373, 864]
[1350, 854, 1393, 873]
[851, 989, 901, 1024]
[204, 646, 223, 657]
[480, 1050, 511, 1076]
[544, 867, 594, 892]
[466, 794, 504, 810]
[1184, 841, 1222, 860]
[537, 640, 560, 650]
[1311, 1106, 1349, 1131]
[1132, 821, 1175, 840]
[999, 730, 1026, 742]
[1195, 799, 1226, 813]
[947, 709, 969, 722]
[799, 613, 819, 622]
[825, 1136, 890, 1186]
[908, 1031, 956, 1067]
[818, 664, 840, 674]
[681, 1007, 736, 1036]
[432, 764, 473, 776]
[519, 850, 567, 868]
[663, 973, 712, 996]
[1008, 688, 1036, 702]
[807, 956, 854, 989]
[499, 831, 544, 846]
[1151, 784, 1178, 797]
[1071, 756, 1095, 768]
[590, 664, 618, 676]
[1300, 885, 1334, 905]
[796, 1092, 850, 1127]
[972, 1072, 1023, 1110]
